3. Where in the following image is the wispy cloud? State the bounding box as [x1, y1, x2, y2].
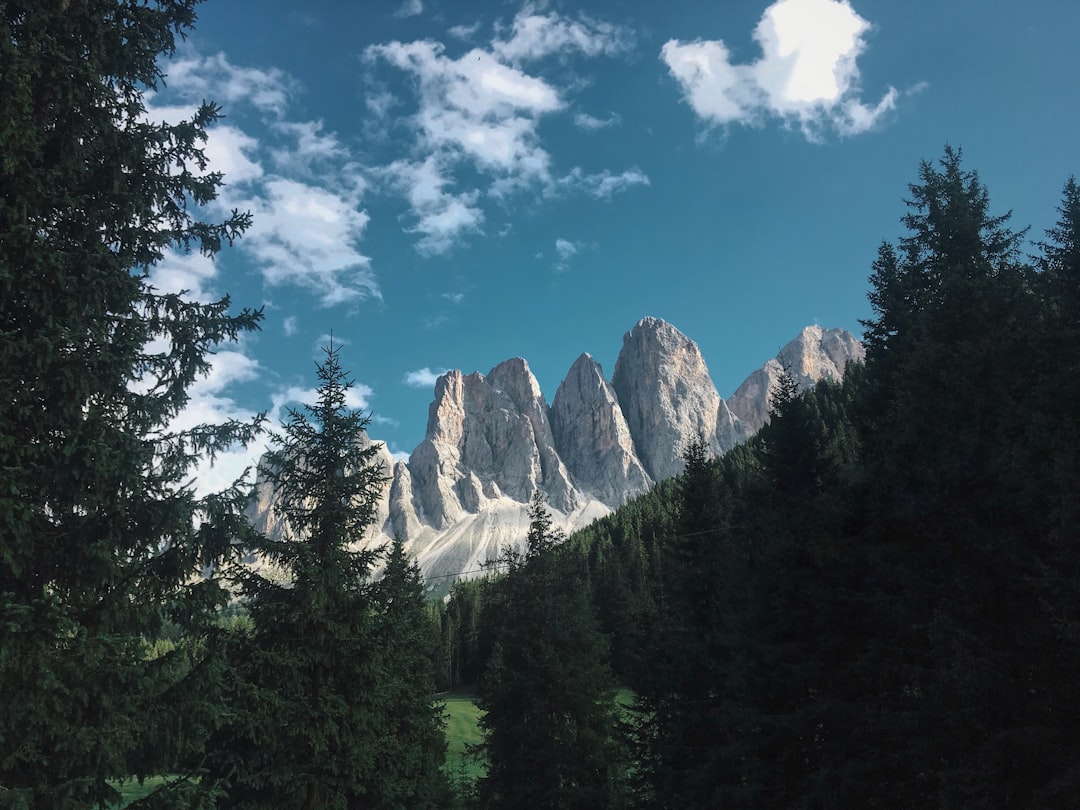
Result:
[269, 382, 373, 426]
[366, 6, 646, 254]
[574, 111, 621, 130]
[492, 6, 634, 63]
[394, 0, 423, 19]
[403, 367, 447, 388]
[448, 22, 482, 41]
[441, 292, 465, 304]
[165, 51, 296, 117]
[554, 238, 578, 271]
[661, 0, 900, 141]
[282, 315, 298, 336]
[154, 50, 380, 306]
[555, 167, 651, 200]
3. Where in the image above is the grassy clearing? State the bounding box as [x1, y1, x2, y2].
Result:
[111, 689, 629, 804]
[443, 691, 487, 781]
[112, 775, 168, 807]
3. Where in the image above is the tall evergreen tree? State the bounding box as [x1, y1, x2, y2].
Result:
[0, 3, 261, 807]
[477, 492, 623, 809]
[854, 147, 1078, 805]
[369, 538, 451, 808]
[208, 341, 393, 809]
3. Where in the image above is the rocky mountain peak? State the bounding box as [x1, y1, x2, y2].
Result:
[551, 353, 652, 507]
[611, 317, 739, 482]
[726, 325, 867, 432]
[248, 318, 864, 592]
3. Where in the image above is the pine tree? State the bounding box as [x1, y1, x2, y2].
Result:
[477, 492, 623, 809]
[369, 538, 451, 808]
[1, 3, 261, 807]
[208, 341, 392, 809]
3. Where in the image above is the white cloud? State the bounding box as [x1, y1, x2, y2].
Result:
[237, 178, 378, 306]
[448, 22, 482, 41]
[555, 238, 578, 258]
[282, 315, 298, 336]
[167, 347, 266, 497]
[204, 125, 264, 184]
[148, 250, 220, 302]
[441, 292, 464, 304]
[269, 382, 373, 426]
[403, 367, 447, 388]
[556, 167, 651, 200]
[365, 90, 398, 119]
[313, 333, 351, 357]
[661, 0, 899, 140]
[381, 156, 485, 256]
[270, 120, 347, 171]
[574, 111, 621, 130]
[158, 49, 380, 307]
[394, 0, 423, 19]
[554, 238, 578, 271]
[492, 6, 634, 63]
[165, 51, 296, 117]
[366, 7, 644, 254]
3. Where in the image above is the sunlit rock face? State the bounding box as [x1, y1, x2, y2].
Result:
[611, 317, 741, 483]
[247, 319, 863, 592]
[727, 325, 865, 432]
[550, 352, 652, 508]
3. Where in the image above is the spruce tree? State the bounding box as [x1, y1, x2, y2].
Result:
[208, 341, 396, 809]
[369, 538, 451, 808]
[477, 492, 622, 809]
[0, 3, 261, 807]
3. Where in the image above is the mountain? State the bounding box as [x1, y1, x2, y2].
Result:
[727, 325, 865, 432]
[247, 319, 864, 591]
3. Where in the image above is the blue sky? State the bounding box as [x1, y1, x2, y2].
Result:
[149, 0, 1080, 491]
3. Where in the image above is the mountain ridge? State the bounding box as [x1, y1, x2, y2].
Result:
[247, 319, 865, 589]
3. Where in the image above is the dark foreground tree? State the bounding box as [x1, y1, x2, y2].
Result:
[369, 538, 451, 808]
[0, 3, 261, 808]
[477, 492, 623, 809]
[208, 341, 449, 809]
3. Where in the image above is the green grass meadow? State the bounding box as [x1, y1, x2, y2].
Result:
[443, 691, 487, 782]
[115, 690, 629, 805]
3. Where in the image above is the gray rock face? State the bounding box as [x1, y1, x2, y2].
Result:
[727, 325, 866, 432]
[611, 317, 738, 482]
[406, 358, 578, 530]
[551, 353, 652, 507]
[247, 319, 863, 591]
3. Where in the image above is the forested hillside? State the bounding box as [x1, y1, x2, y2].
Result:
[439, 151, 1080, 807]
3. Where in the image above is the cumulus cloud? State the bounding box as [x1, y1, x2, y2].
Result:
[168, 348, 266, 496]
[237, 178, 377, 306]
[661, 0, 899, 140]
[165, 52, 296, 117]
[381, 156, 485, 256]
[403, 367, 447, 388]
[148, 250, 221, 302]
[282, 315, 298, 336]
[269, 382, 373, 426]
[156, 50, 380, 306]
[366, 6, 646, 254]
